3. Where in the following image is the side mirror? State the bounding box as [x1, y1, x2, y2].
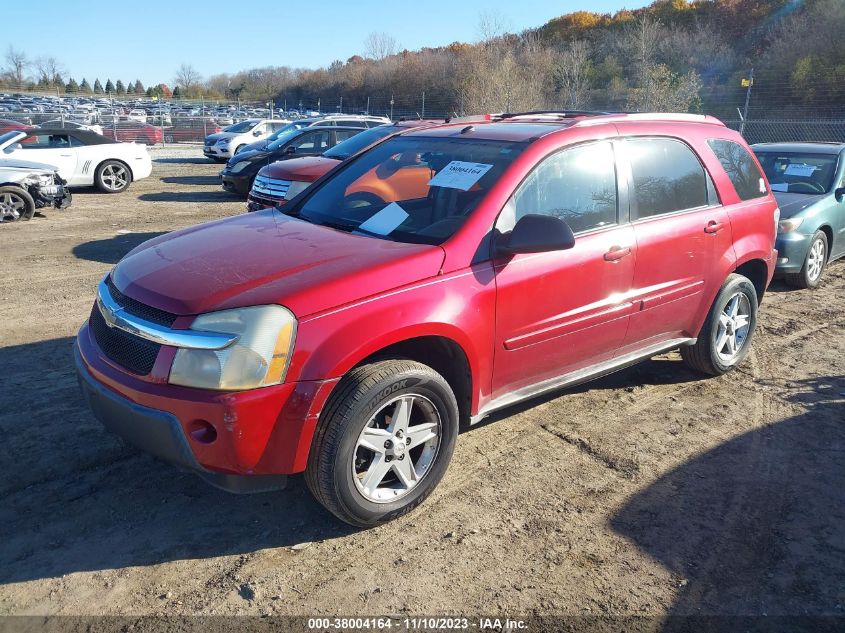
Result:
[253, 130, 262, 136]
[497, 214, 576, 255]
[835, 187, 845, 203]
[283, 146, 296, 155]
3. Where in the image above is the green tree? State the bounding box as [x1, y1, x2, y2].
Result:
[79, 78, 92, 93]
[172, 85, 181, 98]
[65, 78, 79, 93]
[105, 79, 114, 94]
[94, 78, 103, 94]
[115, 79, 125, 94]
[133, 79, 144, 94]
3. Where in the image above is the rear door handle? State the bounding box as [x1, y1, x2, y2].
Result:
[604, 246, 632, 261]
[704, 221, 724, 234]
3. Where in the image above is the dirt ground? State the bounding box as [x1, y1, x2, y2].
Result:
[1, 147, 843, 622]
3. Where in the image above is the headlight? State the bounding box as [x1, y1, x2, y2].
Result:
[778, 217, 804, 234]
[283, 180, 311, 200]
[230, 160, 252, 173]
[23, 173, 54, 187]
[169, 305, 297, 390]
[216, 138, 231, 145]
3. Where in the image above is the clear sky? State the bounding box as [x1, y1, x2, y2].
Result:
[5, 0, 651, 87]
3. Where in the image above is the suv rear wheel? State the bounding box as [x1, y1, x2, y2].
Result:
[681, 273, 758, 376]
[306, 360, 458, 527]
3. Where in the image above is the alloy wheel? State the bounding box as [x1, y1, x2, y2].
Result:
[0, 191, 26, 222]
[101, 164, 128, 191]
[806, 237, 825, 282]
[714, 292, 752, 363]
[352, 394, 442, 503]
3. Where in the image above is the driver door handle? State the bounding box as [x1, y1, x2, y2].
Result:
[704, 221, 724, 234]
[604, 246, 632, 262]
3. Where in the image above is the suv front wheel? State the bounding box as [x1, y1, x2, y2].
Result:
[681, 273, 758, 376]
[306, 360, 458, 527]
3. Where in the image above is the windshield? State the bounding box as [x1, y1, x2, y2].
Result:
[0, 131, 22, 146]
[284, 135, 525, 245]
[267, 128, 309, 151]
[323, 125, 394, 160]
[754, 151, 839, 194]
[266, 122, 308, 142]
[224, 120, 256, 133]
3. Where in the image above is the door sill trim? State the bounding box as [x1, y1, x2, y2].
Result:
[471, 337, 696, 425]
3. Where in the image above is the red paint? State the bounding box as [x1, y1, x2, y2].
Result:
[77, 115, 778, 479]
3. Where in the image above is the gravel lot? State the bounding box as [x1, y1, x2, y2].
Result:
[1, 147, 843, 620]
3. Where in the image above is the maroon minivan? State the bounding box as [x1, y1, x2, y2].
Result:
[76, 112, 778, 526]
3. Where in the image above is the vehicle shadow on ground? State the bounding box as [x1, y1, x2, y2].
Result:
[153, 157, 217, 165]
[0, 337, 355, 585]
[72, 232, 167, 264]
[160, 176, 223, 186]
[470, 355, 702, 430]
[610, 374, 845, 620]
[138, 191, 242, 203]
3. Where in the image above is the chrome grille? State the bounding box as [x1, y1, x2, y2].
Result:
[251, 175, 291, 199]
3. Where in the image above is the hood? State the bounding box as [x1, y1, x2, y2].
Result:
[111, 210, 444, 318]
[227, 149, 268, 166]
[772, 192, 826, 218]
[0, 158, 58, 173]
[260, 155, 340, 181]
[204, 132, 230, 143]
[0, 130, 26, 152]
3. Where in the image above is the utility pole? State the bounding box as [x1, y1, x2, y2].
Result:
[366, 96, 370, 115]
[390, 95, 394, 121]
[421, 91, 425, 118]
[740, 67, 754, 136]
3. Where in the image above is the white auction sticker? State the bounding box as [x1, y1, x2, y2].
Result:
[356, 202, 409, 236]
[784, 163, 817, 177]
[428, 161, 493, 191]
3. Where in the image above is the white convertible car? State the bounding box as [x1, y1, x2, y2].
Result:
[0, 128, 152, 193]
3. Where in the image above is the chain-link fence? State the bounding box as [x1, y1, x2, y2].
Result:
[3, 88, 845, 146]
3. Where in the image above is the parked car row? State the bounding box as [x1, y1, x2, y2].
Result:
[80, 110, 830, 529]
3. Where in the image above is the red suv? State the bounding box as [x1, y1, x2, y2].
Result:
[75, 112, 778, 526]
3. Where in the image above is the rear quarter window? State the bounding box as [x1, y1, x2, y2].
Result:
[708, 138, 767, 201]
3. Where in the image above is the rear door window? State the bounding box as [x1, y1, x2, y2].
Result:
[708, 139, 768, 200]
[626, 137, 708, 219]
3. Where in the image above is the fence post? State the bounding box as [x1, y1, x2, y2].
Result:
[740, 67, 754, 137]
[390, 95, 394, 121]
[421, 91, 425, 118]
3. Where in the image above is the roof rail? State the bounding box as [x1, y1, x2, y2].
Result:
[572, 112, 726, 127]
[498, 110, 614, 120]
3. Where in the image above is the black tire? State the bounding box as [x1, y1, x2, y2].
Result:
[681, 273, 758, 376]
[305, 360, 459, 527]
[94, 160, 132, 193]
[785, 230, 828, 289]
[0, 186, 35, 222]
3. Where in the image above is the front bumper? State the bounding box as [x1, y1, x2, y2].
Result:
[75, 321, 339, 488]
[221, 172, 252, 195]
[203, 145, 232, 159]
[31, 183, 72, 209]
[775, 231, 813, 274]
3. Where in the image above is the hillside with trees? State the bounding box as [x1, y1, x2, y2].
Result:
[2, 0, 843, 118]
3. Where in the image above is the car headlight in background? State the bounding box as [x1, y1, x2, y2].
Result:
[230, 160, 252, 174]
[169, 305, 297, 390]
[216, 138, 231, 145]
[283, 180, 310, 200]
[778, 217, 804, 234]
